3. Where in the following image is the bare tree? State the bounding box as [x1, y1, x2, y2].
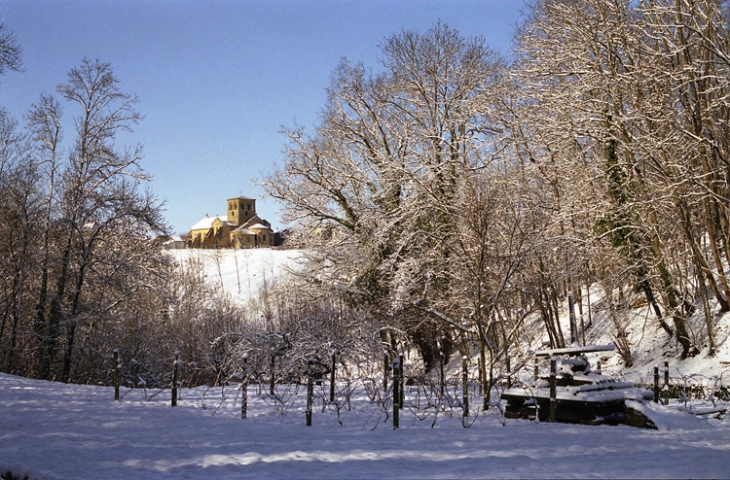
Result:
[47, 58, 165, 382]
[263, 23, 507, 370]
[509, 0, 730, 358]
[0, 23, 22, 79]
[27, 94, 63, 378]
[0, 110, 41, 373]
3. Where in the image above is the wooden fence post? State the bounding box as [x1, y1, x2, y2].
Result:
[480, 342, 489, 400]
[172, 350, 179, 407]
[462, 355, 469, 418]
[399, 355, 405, 406]
[270, 352, 276, 396]
[241, 352, 249, 419]
[534, 360, 539, 382]
[306, 356, 314, 426]
[383, 354, 389, 392]
[393, 356, 400, 430]
[506, 353, 512, 389]
[440, 352, 445, 398]
[568, 291, 577, 344]
[549, 356, 557, 423]
[580, 292, 587, 346]
[653, 366, 660, 403]
[663, 360, 670, 405]
[478, 360, 484, 397]
[329, 351, 336, 403]
[113, 349, 120, 402]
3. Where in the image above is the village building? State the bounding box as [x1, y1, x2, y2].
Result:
[160, 235, 186, 250]
[188, 196, 275, 249]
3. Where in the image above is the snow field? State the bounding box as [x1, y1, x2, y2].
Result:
[1, 372, 729, 479]
[164, 248, 304, 305]
[3, 248, 728, 478]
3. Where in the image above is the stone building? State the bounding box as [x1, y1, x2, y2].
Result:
[188, 196, 274, 249]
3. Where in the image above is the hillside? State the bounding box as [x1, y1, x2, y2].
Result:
[166, 248, 730, 393]
[527, 281, 730, 391]
[165, 248, 305, 305]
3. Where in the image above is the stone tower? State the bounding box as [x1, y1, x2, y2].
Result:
[227, 196, 256, 226]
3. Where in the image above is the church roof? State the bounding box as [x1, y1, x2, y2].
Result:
[190, 215, 234, 230]
[240, 215, 271, 229]
[247, 223, 271, 231]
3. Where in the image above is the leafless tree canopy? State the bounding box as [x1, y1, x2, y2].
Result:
[264, 1, 730, 381]
[3, 4, 730, 390]
[0, 23, 22, 78]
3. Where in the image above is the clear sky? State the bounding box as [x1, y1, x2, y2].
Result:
[0, 0, 524, 235]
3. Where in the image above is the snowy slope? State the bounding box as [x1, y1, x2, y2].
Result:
[165, 248, 730, 394]
[165, 248, 305, 305]
[555, 282, 730, 393]
[166, 248, 730, 390]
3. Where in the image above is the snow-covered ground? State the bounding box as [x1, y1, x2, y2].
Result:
[1, 372, 729, 480]
[165, 248, 304, 305]
[3, 248, 729, 478]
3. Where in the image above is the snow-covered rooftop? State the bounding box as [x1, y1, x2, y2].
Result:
[246, 223, 271, 231]
[190, 215, 234, 230]
[162, 235, 184, 244]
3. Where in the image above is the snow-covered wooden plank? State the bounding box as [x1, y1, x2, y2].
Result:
[676, 406, 728, 416]
[535, 344, 615, 357]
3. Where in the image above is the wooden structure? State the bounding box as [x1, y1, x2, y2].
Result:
[502, 344, 654, 426]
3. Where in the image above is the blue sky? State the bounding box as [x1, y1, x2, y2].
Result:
[0, 0, 524, 235]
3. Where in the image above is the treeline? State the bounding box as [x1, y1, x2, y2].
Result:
[263, 0, 730, 394]
[0, 45, 175, 383]
[0, 26, 381, 386]
[0, 28, 244, 385]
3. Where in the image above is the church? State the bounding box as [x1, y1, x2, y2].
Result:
[188, 196, 275, 249]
